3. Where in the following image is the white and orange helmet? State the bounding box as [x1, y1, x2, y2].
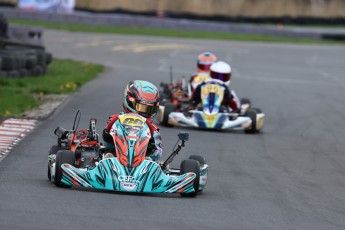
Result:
[197, 52, 217, 73]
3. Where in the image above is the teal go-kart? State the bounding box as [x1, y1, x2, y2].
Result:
[52, 113, 208, 197]
[158, 80, 265, 133]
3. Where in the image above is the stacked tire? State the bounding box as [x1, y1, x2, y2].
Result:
[0, 13, 53, 78]
[0, 47, 52, 77]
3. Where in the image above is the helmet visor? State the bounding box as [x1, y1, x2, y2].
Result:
[134, 102, 158, 118]
[197, 63, 211, 72]
[210, 71, 231, 82]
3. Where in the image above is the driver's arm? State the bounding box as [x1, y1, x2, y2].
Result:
[146, 122, 162, 161]
[102, 115, 119, 149]
[191, 83, 203, 106]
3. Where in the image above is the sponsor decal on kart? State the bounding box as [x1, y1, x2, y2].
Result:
[121, 182, 138, 191]
[118, 175, 140, 191]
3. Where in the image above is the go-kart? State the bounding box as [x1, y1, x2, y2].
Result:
[157, 81, 265, 133]
[159, 79, 190, 111]
[53, 113, 208, 197]
[48, 110, 101, 185]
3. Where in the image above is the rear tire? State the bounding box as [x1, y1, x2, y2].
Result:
[240, 98, 251, 106]
[180, 159, 200, 197]
[49, 145, 64, 155]
[48, 164, 51, 181]
[54, 150, 74, 187]
[161, 103, 175, 127]
[189, 155, 206, 165]
[252, 108, 262, 113]
[244, 109, 257, 134]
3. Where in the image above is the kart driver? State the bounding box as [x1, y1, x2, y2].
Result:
[191, 61, 241, 112]
[102, 80, 162, 161]
[188, 52, 217, 97]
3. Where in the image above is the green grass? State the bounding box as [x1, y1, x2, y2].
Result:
[0, 59, 104, 117]
[9, 19, 345, 45]
[255, 22, 345, 29]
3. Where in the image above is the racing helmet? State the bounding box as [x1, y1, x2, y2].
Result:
[123, 80, 160, 118]
[197, 52, 217, 72]
[210, 61, 232, 85]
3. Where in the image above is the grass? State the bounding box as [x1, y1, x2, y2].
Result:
[9, 19, 345, 45]
[0, 59, 104, 117]
[255, 22, 345, 29]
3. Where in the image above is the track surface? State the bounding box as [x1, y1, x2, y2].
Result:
[1, 30, 345, 230]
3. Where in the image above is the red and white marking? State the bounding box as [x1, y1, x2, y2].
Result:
[0, 118, 37, 161]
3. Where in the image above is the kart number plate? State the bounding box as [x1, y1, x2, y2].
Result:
[119, 115, 145, 127]
[194, 75, 210, 83]
[202, 84, 222, 94]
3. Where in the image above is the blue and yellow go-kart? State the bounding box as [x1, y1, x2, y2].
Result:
[158, 80, 265, 133]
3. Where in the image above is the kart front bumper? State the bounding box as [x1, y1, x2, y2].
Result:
[167, 111, 259, 130]
[60, 158, 197, 194]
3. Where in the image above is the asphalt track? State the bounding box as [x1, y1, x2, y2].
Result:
[1, 30, 345, 230]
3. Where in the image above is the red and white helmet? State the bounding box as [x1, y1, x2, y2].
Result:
[123, 80, 160, 118]
[210, 61, 232, 85]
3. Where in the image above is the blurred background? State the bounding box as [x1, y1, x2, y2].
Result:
[0, 0, 345, 24]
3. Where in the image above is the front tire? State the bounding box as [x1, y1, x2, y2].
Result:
[54, 150, 75, 187]
[244, 109, 257, 134]
[161, 103, 176, 127]
[48, 145, 64, 180]
[180, 159, 200, 197]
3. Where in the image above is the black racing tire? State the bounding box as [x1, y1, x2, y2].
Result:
[0, 71, 6, 77]
[49, 145, 64, 155]
[48, 145, 64, 180]
[1, 55, 17, 70]
[161, 103, 175, 127]
[25, 55, 37, 69]
[54, 150, 74, 187]
[36, 50, 46, 66]
[32, 65, 44, 76]
[45, 52, 53, 64]
[18, 69, 28, 77]
[42, 66, 48, 74]
[16, 55, 26, 69]
[159, 91, 167, 106]
[240, 98, 251, 107]
[7, 70, 20, 78]
[244, 109, 257, 134]
[189, 155, 206, 165]
[48, 164, 51, 181]
[180, 159, 200, 197]
[0, 13, 8, 38]
[36, 65, 44, 76]
[252, 108, 262, 113]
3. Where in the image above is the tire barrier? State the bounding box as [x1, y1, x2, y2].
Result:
[0, 13, 53, 78]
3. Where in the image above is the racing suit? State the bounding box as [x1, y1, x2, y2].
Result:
[188, 72, 210, 97]
[191, 79, 240, 112]
[102, 114, 163, 161]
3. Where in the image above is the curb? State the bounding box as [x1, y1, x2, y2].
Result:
[0, 118, 37, 162]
